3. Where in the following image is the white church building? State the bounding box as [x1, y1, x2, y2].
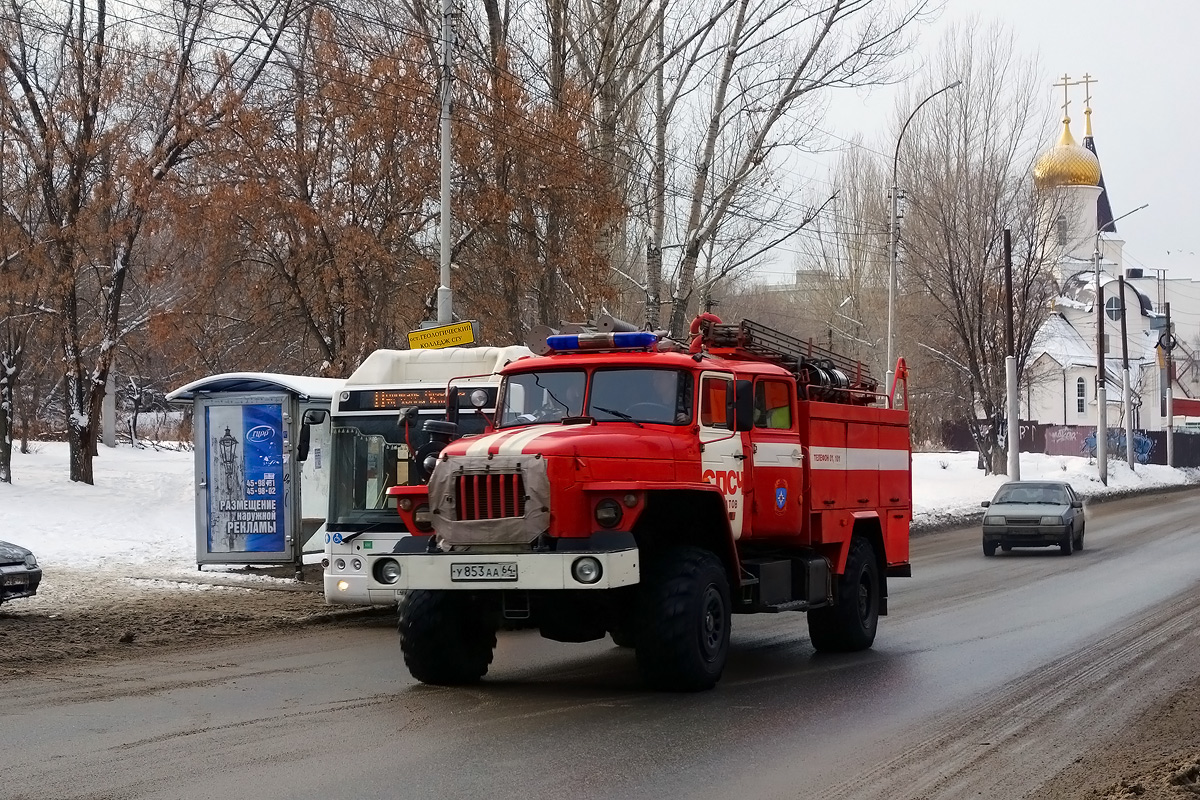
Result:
[1022, 89, 1194, 433]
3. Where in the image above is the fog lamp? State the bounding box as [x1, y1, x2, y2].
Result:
[572, 556, 602, 585]
[375, 559, 402, 585]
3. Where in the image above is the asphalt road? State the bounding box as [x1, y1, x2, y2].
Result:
[5, 489, 1200, 800]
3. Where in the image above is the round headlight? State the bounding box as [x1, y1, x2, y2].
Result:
[470, 389, 489, 408]
[398, 497, 414, 512]
[352, 558, 362, 571]
[375, 558, 402, 585]
[335, 558, 346, 570]
[340, 391, 350, 402]
[622, 493, 638, 508]
[414, 504, 434, 533]
[572, 556, 602, 584]
[337, 580, 350, 592]
[594, 498, 622, 528]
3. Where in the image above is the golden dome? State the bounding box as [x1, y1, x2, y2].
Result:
[1034, 117, 1101, 189]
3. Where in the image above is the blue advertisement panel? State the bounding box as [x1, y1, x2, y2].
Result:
[205, 403, 286, 553]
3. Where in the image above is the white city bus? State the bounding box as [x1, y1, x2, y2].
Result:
[320, 346, 530, 605]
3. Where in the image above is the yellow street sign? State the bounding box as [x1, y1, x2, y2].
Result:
[407, 321, 476, 350]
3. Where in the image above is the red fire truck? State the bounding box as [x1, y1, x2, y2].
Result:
[381, 316, 911, 691]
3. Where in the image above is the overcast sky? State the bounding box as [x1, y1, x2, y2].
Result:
[770, 0, 1200, 282]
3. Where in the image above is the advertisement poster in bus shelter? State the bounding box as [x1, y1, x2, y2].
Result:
[202, 400, 289, 556]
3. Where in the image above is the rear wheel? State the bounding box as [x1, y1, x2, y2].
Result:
[398, 590, 497, 685]
[809, 537, 880, 652]
[634, 547, 731, 691]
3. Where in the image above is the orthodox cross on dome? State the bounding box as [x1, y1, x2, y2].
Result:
[1079, 73, 1098, 135]
[1053, 73, 1073, 121]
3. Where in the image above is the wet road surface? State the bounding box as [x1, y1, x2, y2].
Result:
[4, 489, 1199, 799]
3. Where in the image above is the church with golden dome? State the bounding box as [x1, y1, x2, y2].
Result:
[1021, 74, 1193, 445]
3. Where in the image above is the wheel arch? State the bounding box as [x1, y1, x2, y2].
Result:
[850, 516, 888, 615]
[633, 488, 742, 586]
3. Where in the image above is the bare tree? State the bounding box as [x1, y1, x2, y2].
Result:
[894, 20, 1061, 472]
[0, 0, 302, 482]
[654, 0, 929, 336]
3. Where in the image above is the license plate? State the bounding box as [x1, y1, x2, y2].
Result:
[3, 574, 28, 586]
[450, 562, 518, 582]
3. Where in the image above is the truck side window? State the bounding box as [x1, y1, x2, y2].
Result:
[754, 380, 792, 429]
[700, 377, 730, 429]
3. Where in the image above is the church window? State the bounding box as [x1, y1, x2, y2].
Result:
[1105, 296, 1123, 322]
[1076, 377, 1086, 414]
[1056, 215, 1068, 246]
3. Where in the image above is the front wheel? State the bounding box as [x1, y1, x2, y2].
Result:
[1060, 531, 1075, 556]
[398, 590, 497, 685]
[635, 547, 731, 691]
[983, 540, 998, 557]
[808, 536, 880, 652]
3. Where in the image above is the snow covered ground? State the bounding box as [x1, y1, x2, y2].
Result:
[2, 442, 1198, 583]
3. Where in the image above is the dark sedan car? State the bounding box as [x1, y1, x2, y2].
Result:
[981, 481, 1085, 557]
[0, 540, 42, 605]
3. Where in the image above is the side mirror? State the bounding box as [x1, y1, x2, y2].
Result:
[733, 380, 755, 431]
[297, 409, 327, 463]
[981, 500, 990, 508]
[1071, 500, 1083, 509]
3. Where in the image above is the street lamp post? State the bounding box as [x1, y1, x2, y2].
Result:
[886, 80, 963, 399]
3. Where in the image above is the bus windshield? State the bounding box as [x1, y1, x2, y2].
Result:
[328, 412, 487, 530]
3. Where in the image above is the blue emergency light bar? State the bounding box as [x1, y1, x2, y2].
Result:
[546, 331, 659, 352]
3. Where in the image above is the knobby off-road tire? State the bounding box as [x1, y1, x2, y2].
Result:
[397, 590, 497, 685]
[808, 536, 880, 652]
[634, 547, 731, 692]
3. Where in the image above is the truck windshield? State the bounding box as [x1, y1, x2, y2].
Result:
[499, 369, 693, 427]
[328, 413, 487, 530]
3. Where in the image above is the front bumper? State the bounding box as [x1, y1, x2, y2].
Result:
[983, 525, 1071, 547]
[0, 564, 41, 602]
[370, 534, 641, 591]
[322, 571, 401, 606]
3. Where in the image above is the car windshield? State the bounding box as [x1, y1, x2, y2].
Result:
[499, 368, 694, 427]
[993, 485, 1069, 505]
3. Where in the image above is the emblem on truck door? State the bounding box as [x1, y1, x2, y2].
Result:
[775, 480, 788, 513]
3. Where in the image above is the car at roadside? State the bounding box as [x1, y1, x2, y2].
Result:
[0, 540, 42, 605]
[981, 481, 1085, 557]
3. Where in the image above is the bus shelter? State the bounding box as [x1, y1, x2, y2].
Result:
[167, 373, 344, 576]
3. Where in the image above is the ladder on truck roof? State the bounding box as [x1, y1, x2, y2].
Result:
[703, 319, 878, 405]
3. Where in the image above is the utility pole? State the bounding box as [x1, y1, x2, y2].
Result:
[436, 0, 455, 325]
[1166, 301, 1174, 467]
[1004, 229, 1019, 479]
[1119, 276, 1134, 471]
[1095, 235, 1107, 485]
